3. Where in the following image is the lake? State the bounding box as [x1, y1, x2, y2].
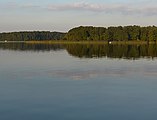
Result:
[0, 43, 157, 120]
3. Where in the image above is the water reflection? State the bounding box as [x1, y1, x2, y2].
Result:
[0, 43, 157, 59]
[0, 43, 63, 51]
[66, 44, 157, 59]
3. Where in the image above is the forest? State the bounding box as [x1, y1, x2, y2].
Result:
[0, 31, 65, 41]
[65, 26, 157, 42]
[1, 25, 157, 42]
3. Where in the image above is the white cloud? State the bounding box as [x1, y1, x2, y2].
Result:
[2, 1, 157, 16]
[47, 2, 127, 12]
[43, 2, 157, 16]
[0, 2, 42, 10]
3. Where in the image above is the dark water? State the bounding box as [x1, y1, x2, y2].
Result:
[1, 43, 157, 120]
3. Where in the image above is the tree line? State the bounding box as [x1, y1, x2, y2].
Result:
[0, 31, 66, 41]
[65, 26, 157, 42]
[1, 25, 157, 42]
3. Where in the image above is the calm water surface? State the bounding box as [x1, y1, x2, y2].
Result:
[0, 43, 157, 120]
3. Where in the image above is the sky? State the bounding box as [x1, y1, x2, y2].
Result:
[1, 0, 157, 32]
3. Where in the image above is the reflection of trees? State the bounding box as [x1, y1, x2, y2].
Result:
[65, 44, 157, 59]
[0, 43, 64, 51]
[0, 43, 157, 59]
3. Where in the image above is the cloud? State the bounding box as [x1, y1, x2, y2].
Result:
[47, 2, 157, 16]
[1, 2, 42, 10]
[47, 2, 128, 12]
[2, 1, 157, 16]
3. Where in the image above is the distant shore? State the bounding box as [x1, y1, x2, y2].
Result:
[26, 41, 156, 45]
[0, 41, 25, 43]
[0, 40, 157, 45]
[1, 26, 157, 43]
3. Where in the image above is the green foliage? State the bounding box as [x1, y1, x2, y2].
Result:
[1, 25, 157, 42]
[124, 25, 140, 40]
[0, 31, 66, 41]
[65, 26, 106, 41]
[66, 25, 157, 41]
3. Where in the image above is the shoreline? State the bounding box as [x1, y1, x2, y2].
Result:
[24, 41, 157, 45]
[0, 40, 157, 45]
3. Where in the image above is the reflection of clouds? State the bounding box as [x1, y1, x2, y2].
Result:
[143, 69, 157, 76]
[48, 67, 157, 80]
[47, 69, 130, 80]
[5, 71, 42, 80]
[144, 72, 157, 76]
[5, 67, 157, 80]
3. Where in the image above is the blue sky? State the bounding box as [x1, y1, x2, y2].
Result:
[0, 0, 157, 32]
